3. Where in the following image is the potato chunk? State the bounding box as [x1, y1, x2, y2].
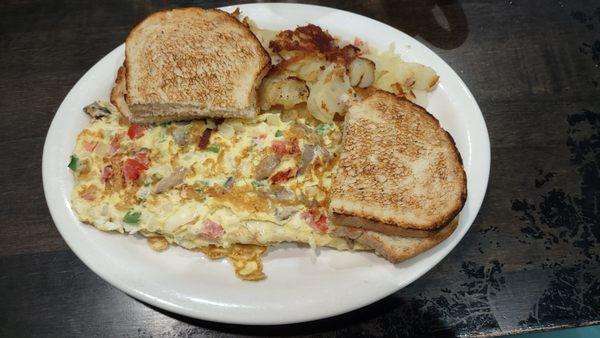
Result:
[259, 76, 310, 110]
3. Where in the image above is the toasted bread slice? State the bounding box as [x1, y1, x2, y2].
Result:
[115, 8, 270, 123]
[330, 91, 467, 233]
[330, 218, 458, 263]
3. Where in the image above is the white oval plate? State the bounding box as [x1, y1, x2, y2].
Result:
[43, 3, 490, 325]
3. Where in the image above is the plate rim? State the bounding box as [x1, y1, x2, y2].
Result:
[42, 2, 490, 325]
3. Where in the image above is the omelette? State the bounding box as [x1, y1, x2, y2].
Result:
[70, 21, 440, 280]
[71, 101, 353, 279]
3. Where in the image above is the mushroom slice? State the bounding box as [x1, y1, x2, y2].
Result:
[275, 207, 297, 221]
[270, 186, 295, 201]
[153, 167, 187, 194]
[83, 101, 115, 118]
[172, 124, 189, 146]
[297, 144, 316, 176]
[254, 155, 281, 180]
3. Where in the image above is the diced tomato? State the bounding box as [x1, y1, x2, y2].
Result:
[101, 165, 113, 182]
[272, 140, 288, 156]
[82, 141, 98, 152]
[289, 139, 301, 155]
[123, 158, 148, 181]
[312, 213, 329, 234]
[127, 124, 146, 139]
[200, 219, 224, 240]
[269, 168, 297, 184]
[81, 192, 96, 201]
[253, 133, 267, 140]
[302, 209, 328, 234]
[135, 150, 150, 166]
[272, 139, 301, 157]
[109, 136, 121, 154]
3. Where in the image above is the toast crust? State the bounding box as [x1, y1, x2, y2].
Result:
[122, 7, 270, 122]
[329, 91, 467, 231]
[330, 218, 458, 263]
[331, 213, 442, 238]
[110, 66, 132, 121]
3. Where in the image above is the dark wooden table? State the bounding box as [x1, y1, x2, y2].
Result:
[1, 0, 599, 336]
